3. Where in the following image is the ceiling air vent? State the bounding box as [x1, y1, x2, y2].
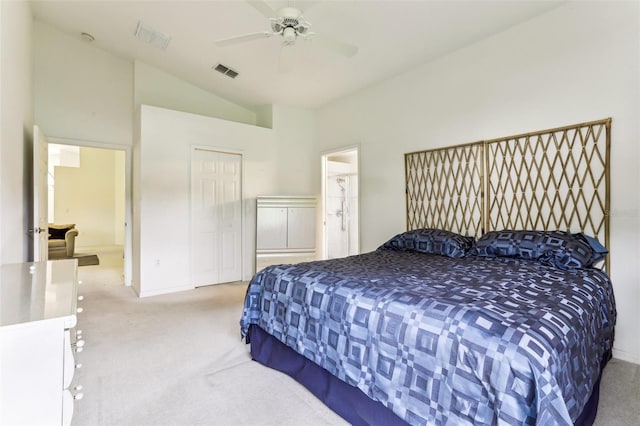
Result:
[135, 21, 171, 50]
[214, 63, 239, 79]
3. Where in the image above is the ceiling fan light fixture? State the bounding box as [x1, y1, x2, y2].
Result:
[282, 27, 297, 44]
[215, 0, 359, 66]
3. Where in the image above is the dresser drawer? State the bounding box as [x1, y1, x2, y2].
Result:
[62, 389, 74, 426]
[63, 329, 76, 388]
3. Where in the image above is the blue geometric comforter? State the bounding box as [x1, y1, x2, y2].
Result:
[240, 249, 616, 425]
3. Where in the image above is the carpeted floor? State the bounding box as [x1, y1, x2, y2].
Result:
[72, 252, 639, 426]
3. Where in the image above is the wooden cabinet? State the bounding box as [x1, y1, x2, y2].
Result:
[0, 259, 82, 426]
[256, 196, 317, 272]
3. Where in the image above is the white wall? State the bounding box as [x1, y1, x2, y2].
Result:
[268, 105, 318, 258]
[53, 146, 125, 249]
[33, 21, 133, 146]
[134, 105, 276, 297]
[134, 60, 257, 126]
[271, 105, 316, 195]
[315, 2, 640, 364]
[0, 1, 33, 263]
[33, 22, 267, 289]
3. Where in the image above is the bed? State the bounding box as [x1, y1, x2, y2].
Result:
[240, 118, 615, 425]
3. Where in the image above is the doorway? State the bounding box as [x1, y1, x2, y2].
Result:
[48, 141, 129, 284]
[191, 148, 243, 286]
[321, 147, 359, 259]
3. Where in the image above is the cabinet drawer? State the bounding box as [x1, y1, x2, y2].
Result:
[63, 329, 76, 389]
[62, 389, 74, 426]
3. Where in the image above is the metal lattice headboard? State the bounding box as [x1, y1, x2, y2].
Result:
[405, 142, 485, 239]
[405, 118, 611, 270]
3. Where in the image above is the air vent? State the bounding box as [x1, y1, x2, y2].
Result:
[135, 21, 171, 50]
[214, 63, 239, 79]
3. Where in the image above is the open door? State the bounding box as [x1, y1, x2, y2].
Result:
[32, 125, 49, 262]
[321, 147, 359, 260]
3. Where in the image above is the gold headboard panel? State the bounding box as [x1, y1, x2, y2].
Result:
[485, 119, 611, 252]
[405, 142, 485, 239]
[405, 118, 611, 269]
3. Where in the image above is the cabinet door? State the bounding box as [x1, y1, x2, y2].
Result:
[256, 207, 288, 250]
[0, 321, 65, 425]
[287, 207, 316, 249]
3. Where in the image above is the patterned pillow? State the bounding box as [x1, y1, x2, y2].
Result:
[381, 228, 475, 258]
[576, 232, 608, 264]
[469, 230, 607, 269]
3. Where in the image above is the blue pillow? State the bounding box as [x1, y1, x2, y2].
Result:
[469, 230, 607, 269]
[381, 228, 475, 258]
[575, 233, 608, 264]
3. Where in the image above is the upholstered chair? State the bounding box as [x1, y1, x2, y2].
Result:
[48, 224, 79, 258]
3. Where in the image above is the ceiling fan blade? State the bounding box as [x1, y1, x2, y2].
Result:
[246, 0, 278, 19]
[312, 34, 358, 58]
[215, 31, 275, 47]
[279, 44, 296, 73]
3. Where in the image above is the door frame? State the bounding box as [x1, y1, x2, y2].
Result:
[189, 145, 245, 285]
[48, 136, 133, 286]
[32, 126, 49, 262]
[320, 145, 360, 259]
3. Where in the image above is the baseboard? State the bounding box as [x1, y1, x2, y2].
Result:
[75, 244, 123, 253]
[612, 347, 640, 365]
[138, 285, 195, 298]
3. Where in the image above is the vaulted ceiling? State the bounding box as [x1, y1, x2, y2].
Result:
[31, 1, 563, 110]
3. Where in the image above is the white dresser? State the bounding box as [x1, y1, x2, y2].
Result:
[256, 196, 317, 272]
[0, 259, 83, 426]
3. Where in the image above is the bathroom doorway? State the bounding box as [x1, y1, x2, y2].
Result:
[321, 147, 359, 259]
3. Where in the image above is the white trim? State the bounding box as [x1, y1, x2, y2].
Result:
[138, 284, 195, 298]
[320, 143, 360, 157]
[612, 348, 640, 366]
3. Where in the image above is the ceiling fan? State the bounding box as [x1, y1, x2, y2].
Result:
[215, 0, 358, 71]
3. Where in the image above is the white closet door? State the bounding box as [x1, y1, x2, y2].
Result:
[218, 154, 242, 283]
[192, 149, 242, 286]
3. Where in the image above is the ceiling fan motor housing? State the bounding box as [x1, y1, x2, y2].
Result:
[270, 6, 310, 42]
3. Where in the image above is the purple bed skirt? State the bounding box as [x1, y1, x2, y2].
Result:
[248, 325, 609, 426]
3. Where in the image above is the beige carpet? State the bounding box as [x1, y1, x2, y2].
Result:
[72, 252, 639, 425]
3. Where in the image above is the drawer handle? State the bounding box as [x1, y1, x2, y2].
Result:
[73, 339, 85, 353]
[78, 295, 84, 301]
[77, 307, 83, 314]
